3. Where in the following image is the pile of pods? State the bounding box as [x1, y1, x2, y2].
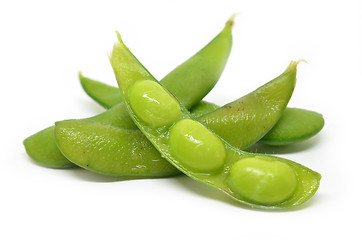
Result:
[24, 16, 324, 209]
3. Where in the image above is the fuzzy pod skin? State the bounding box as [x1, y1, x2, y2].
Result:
[79, 73, 123, 108]
[198, 61, 298, 150]
[259, 108, 325, 146]
[110, 33, 321, 208]
[54, 120, 180, 177]
[23, 127, 76, 168]
[24, 16, 234, 169]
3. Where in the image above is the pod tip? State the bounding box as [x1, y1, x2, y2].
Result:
[290, 59, 307, 69]
[115, 31, 123, 43]
[225, 13, 239, 28]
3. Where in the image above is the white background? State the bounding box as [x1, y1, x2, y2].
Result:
[1, 0, 361, 239]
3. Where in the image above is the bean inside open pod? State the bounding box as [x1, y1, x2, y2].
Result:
[110, 33, 321, 209]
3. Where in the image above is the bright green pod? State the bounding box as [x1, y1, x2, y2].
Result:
[54, 119, 180, 177]
[198, 61, 298, 150]
[259, 108, 325, 146]
[110, 34, 321, 208]
[79, 72, 123, 108]
[23, 127, 76, 168]
[24, 16, 234, 168]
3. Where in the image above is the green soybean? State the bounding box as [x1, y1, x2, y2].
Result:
[128, 80, 182, 127]
[24, 16, 234, 168]
[110, 34, 321, 208]
[169, 119, 226, 172]
[227, 157, 297, 204]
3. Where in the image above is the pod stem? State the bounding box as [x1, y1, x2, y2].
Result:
[225, 13, 239, 28]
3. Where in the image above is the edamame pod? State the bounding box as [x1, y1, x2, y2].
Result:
[55, 119, 180, 177]
[24, 16, 235, 168]
[110, 34, 321, 208]
[259, 108, 325, 146]
[198, 61, 298, 149]
[23, 127, 76, 168]
[79, 72, 123, 108]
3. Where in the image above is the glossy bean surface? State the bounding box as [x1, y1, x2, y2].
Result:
[128, 80, 182, 127]
[110, 34, 321, 208]
[227, 157, 298, 204]
[169, 119, 226, 172]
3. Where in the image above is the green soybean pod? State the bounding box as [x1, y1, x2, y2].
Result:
[110, 34, 321, 208]
[55, 119, 181, 177]
[23, 127, 76, 168]
[79, 72, 123, 108]
[198, 60, 299, 149]
[24, 16, 235, 168]
[259, 108, 325, 146]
